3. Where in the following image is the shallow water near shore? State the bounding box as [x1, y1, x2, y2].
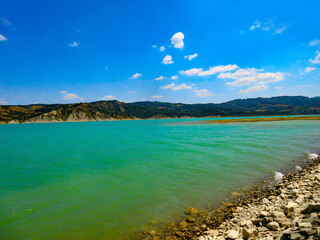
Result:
[1, 117, 320, 239]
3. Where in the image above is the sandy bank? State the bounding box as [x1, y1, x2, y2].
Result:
[203, 116, 320, 124]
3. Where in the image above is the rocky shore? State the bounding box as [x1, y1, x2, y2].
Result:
[138, 153, 320, 240]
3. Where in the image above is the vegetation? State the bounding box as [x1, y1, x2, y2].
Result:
[0, 96, 319, 123]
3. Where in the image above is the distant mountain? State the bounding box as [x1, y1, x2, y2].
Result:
[0, 96, 319, 123]
[218, 96, 320, 115]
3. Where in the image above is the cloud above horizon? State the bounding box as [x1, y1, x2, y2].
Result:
[171, 32, 184, 49]
[184, 53, 198, 61]
[155, 76, 166, 81]
[67, 42, 79, 47]
[0, 17, 12, 26]
[0, 34, 8, 41]
[161, 83, 192, 91]
[309, 39, 320, 47]
[151, 95, 163, 99]
[218, 68, 285, 87]
[309, 51, 320, 64]
[101, 95, 116, 100]
[162, 55, 173, 64]
[194, 89, 216, 97]
[249, 19, 287, 34]
[239, 84, 269, 94]
[63, 93, 79, 99]
[179, 64, 239, 77]
[304, 67, 316, 73]
[130, 73, 142, 79]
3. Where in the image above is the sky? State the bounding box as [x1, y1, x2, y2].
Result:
[0, 0, 319, 105]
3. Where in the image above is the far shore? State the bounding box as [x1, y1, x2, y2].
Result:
[2, 115, 320, 125]
[202, 115, 320, 124]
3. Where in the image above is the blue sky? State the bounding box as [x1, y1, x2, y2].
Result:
[0, 0, 319, 105]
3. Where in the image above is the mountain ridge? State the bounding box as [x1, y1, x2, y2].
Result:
[1, 96, 319, 124]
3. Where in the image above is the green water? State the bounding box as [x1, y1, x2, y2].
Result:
[0, 117, 320, 239]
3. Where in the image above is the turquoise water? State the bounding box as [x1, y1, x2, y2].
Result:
[1, 117, 320, 239]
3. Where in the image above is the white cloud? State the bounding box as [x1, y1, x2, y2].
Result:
[179, 64, 238, 77]
[304, 67, 316, 73]
[0, 34, 8, 41]
[161, 83, 192, 91]
[194, 89, 216, 97]
[63, 93, 78, 99]
[0, 100, 8, 104]
[162, 55, 173, 64]
[218, 68, 284, 87]
[309, 51, 320, 64]
[0, 17, 12, 26]
[172, 83, 192, 90]
[127, 91, 136, 94]
[239, 84, 269, 94]
[160, 46, 165, 52]
[151, 95, 163, 99]
[249, 19, 287, 34]
[152, 45, 157, 48]
[130, 73, 142, 79]
[179, 68, 203, 76]
[309, 39, 320, 47]
[184, 53, 198, 61]
[171, 32, 184, 49]
[101, 95, 116, 100]
[161, 83, 175, 89]
[198, 65, 239, 76]
[274, 86, 283, 90]
[275, 26, 287, 34]
[155, 76, 166, 81]
[80, 97, 84, 101]
[249, 20, 262, 30]
[171, 75, 178, 80]
[60, 90, 68, 94]
[67, 42, 79, 47]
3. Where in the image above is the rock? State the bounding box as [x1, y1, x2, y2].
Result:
[252, 218, 262, 227]
[302, 203, 320, 214]
[179, 221, 188, 228]
[271, 211, 286, 221]
[226, 229, 239, 239]
[175, 231, 185, 237]
[204, 230, 219, 236]
[283, 201, 299, 216]
[186, 217, 195, 223]
[298, 222, 312, 229]
[240, 220, 253, 228]
[259, 211, 269, 217]
[242, 228, 258, 239]
[216, 237, 225, 240]
[186, 208, 199, 215]
[280, 221, 293, 228]
[257, 226, 269, 232]
[290, 232, 303, 240]
[266, 221, 280, 231]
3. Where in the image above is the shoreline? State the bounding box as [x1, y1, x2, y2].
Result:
[2, 114, 320, 125]
[202, 116, 320, 124]
[132, 152, 320, 240]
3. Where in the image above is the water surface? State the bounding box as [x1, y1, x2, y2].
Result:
[0, 117, 320, 239]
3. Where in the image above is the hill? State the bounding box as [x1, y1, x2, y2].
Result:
[0, 96, 319, 123]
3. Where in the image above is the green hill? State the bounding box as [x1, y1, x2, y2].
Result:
[0, 96, 319, 123]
